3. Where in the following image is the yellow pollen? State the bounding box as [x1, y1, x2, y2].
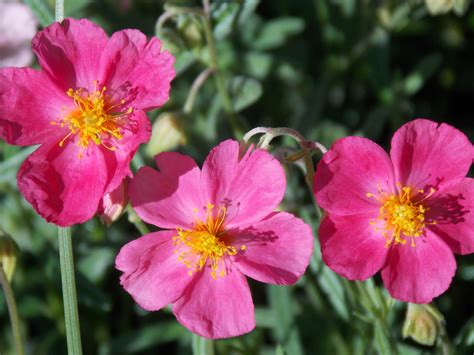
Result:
[367, 185, 436, 247]
[51, 81, 132, 155]
[173, 203, 246, 279]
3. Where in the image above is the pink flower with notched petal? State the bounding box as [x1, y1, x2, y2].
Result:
[0, 18, 175, 226]
[314, 119, 474, 304]
[116, 140, 314, 339]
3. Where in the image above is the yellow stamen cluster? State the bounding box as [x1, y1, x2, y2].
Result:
[52, 81, 132, 154]
[367, 184, 436, 247]
[173, 203, 246, 279]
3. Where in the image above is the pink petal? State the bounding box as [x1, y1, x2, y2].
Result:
[129, 152, 207, 229]
[390, 119, 473, 190]
[17, 140, 109, 226]
[32, 18, 108, 90]
[116, 230, 192, 311]
[381, 230, 456, 303]
[98, 177, 129, 226]
[231, 212, 313, 285]
[0, 67, 70, 145]
[103, 110, 151, 194]
[99, 30, 175, 111]
[201, 140, 286, 229]
[319, 214, 389, 280]
[172, 266, 255, 339]
[426, 178, 474, 255]
[314, 136, 396, 216]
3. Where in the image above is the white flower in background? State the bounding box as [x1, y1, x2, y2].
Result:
[0, 2, 38, 68]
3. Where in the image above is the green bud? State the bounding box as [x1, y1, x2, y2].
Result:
[402, 303, 444, 346]
[177, 16, 204, 49]
[0, 230, 19, 282]
[425, 0, 454, 15]
[146, 112, 186, 157]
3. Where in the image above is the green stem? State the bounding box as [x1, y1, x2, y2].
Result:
[126, 205, 150, 235]
[58, 227, 83, 355]
[184, 68, 214, 114]
[201, 0, 241, 136]
[192, 333, 214, 355]
[55, 0, 64, 22]
[0, 266, 24, 355]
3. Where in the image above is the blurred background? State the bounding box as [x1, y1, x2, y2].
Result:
[0, 0, 473, 354]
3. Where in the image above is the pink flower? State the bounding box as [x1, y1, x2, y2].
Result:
[0, 18, 175, 226]
[314, 119, 473, 303]
[116, 140, 314, 338]
[0, 2, 38, 68]
[98, 178, 129, 226]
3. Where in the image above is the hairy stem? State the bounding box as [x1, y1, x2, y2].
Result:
[0, 266, 24, 355]
[58, 227, 83, 355]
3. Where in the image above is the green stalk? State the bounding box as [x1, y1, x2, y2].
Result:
[126, 205, 150, 235]
[0, 266, 24, 355]
[201, 0, 242, 137]
[55, 0, 64, 22]
[58, 227, 83, 354]
[192, 334, 214, 355]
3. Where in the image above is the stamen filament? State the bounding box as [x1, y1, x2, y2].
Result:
[51, 81, 133, 155]
[367, 184, 437, 248]
[173, 204, 246, 279]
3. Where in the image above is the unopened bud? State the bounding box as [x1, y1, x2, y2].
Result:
[402, 303, 444, 346]
[146, 112, 186, 157]
[178, 16, 204, 48]
[0, 230, 19, 282]
[98, 179, 129, 226]
[425, 0, 454, 15]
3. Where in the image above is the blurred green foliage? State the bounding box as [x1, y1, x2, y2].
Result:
[1, 0, 473, 354]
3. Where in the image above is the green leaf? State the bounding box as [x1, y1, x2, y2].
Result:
[23, 0, 54, 26]
[238, 0, 260, 25]
[63, 0, 91, 17]
[212, 1, 240, 40]
[252, 17, 305, 50]
[244, 51, 273, 79]
[275, 344, 286, 355]
[268, 286, 304, 355]
[78, 248, 114, 283]
[404, 53, 442, 95]
[255, 307, 276, 328]
[330, 0, 356, 17]
[373, 321, 394, 355]
[109, 322, 187, 354]
[228, 76, 263, 112]
[174, 51, 196, 76]
[454, 0, 471, 15]
[317, 266, 350, 321]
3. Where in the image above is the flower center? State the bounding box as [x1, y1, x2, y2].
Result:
[367, 185, 436, 247]
[52, 81, 132, 154]
[173, 203, 246, 279]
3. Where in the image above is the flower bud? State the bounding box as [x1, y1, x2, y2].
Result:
[98, 178, 129, 226]
[402, 303, 444, 346]
[0, 230, 19, 282]
[146, 112, 186, 157]
[178, 16, 204, 48]
[425, 0, 454, 15]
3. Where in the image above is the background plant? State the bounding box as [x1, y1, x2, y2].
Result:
[0, 0, 473, 354]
